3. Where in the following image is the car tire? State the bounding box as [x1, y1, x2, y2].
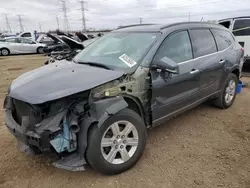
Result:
[213, 73, 238, 109]
[1, 48, 10, 56]
[37, 47, 44, 54]
[86, 108, 147, 175]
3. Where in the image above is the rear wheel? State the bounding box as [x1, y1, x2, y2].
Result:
[1, 48, 10, 56]
[213, 73, 238, 109]
[86, 108, 147, 175]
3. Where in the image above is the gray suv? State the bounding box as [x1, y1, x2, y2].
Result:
[4, 22, 243, 175]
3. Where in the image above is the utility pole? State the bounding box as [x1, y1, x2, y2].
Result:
[56, 16, 60, 30]
[139, 17, 143, 24]
[79, 0, 87, 32]
[188, 12, 191, 21]
[4, 14, 12, 32]
[60, 0, 70, 31]
[17, 14, 24, 32]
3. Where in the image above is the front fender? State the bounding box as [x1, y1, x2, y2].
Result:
[93, 97, 128, 127]
[77, 96, 128, 156]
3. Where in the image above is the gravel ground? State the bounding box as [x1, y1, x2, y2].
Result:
[0, 55, 250, 188]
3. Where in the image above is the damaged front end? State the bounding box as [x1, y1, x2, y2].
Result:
[4, 92, 89, 171]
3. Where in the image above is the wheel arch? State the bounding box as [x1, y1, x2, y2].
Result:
[78, 96, 128, 157]
[231, 68, 240, 80]
[77, 96, 146, 158]
[123, 95, 145, 121]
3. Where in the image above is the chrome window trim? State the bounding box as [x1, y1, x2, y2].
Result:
[178, 43, 233, 65]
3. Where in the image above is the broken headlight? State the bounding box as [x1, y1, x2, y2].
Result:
[91, 88, 122, 99]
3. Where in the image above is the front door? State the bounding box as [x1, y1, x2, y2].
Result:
[151, 30, 200, 125]
[20, 38, 36, 53]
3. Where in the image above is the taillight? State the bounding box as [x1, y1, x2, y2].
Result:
[241, 47, 244, 56]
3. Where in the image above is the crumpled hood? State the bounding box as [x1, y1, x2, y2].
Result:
[9, 61, 124, 104]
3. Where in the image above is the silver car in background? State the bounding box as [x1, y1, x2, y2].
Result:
[0, 37, 46, 56]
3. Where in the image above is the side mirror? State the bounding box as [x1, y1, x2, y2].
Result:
[156, 57, 179, 74]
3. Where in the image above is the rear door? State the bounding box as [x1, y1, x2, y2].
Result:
[189, 29, 223, 97]
[211, 29, 240, 78]
[5, 38, 22, 54]
[151, 30, 201, 124]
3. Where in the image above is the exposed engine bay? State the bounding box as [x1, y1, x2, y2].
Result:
[4, 92, 89, 154]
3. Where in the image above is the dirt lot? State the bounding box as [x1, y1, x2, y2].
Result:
[0, 55, 250, 188]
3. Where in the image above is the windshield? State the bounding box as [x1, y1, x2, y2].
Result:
[74, 32, 159, 70]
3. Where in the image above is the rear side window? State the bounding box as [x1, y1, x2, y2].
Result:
[154, 31, 193, 63]
[211, 29, 234, 51]
[5, 38, 16, 43]
[189, 29, 217, 58]
[233, 19, 250, 36]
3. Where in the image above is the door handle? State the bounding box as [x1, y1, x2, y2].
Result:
[190, 69, 199, 74]
[219, 59, 225, 64]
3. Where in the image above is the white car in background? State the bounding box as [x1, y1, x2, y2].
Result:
[0, 37, 46, 56]
[218, 17, 250, 60]
[18, 32, 36, 41]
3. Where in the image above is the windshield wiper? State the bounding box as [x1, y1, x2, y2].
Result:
[77, 61, 112, 70]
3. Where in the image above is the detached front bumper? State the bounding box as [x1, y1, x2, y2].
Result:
[5, 109, 48, 152]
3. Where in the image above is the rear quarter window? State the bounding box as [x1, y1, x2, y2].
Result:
[211, 29, 234, 51]
[189, 29, 217, 58]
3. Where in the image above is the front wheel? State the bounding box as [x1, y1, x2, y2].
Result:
[37, 47, 44, 54]
[213, 73, 238, 109]
[1, 48, 10, 56]
[86, 108, 147, 175]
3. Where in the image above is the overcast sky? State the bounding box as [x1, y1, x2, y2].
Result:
[0, 0, 250, 33]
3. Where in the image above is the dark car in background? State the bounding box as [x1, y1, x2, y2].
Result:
[42, 33, 70, 54]
[4, 22, 243, 175]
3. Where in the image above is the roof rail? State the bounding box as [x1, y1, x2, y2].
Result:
[116, 24, 156, 30]
[160, 21, 220, 30]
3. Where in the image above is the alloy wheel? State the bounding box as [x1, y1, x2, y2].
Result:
[1, 49, 9, 56]
[225, 79, 236, 104]
[101, 120, 139, 164]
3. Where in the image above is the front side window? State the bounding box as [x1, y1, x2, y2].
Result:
[211, 29, 234, 51]
[154, 31, 193, 63]
[189, 29, 217, 58]
[233, 19, 250, 36]
[74, 32, 159, 70]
